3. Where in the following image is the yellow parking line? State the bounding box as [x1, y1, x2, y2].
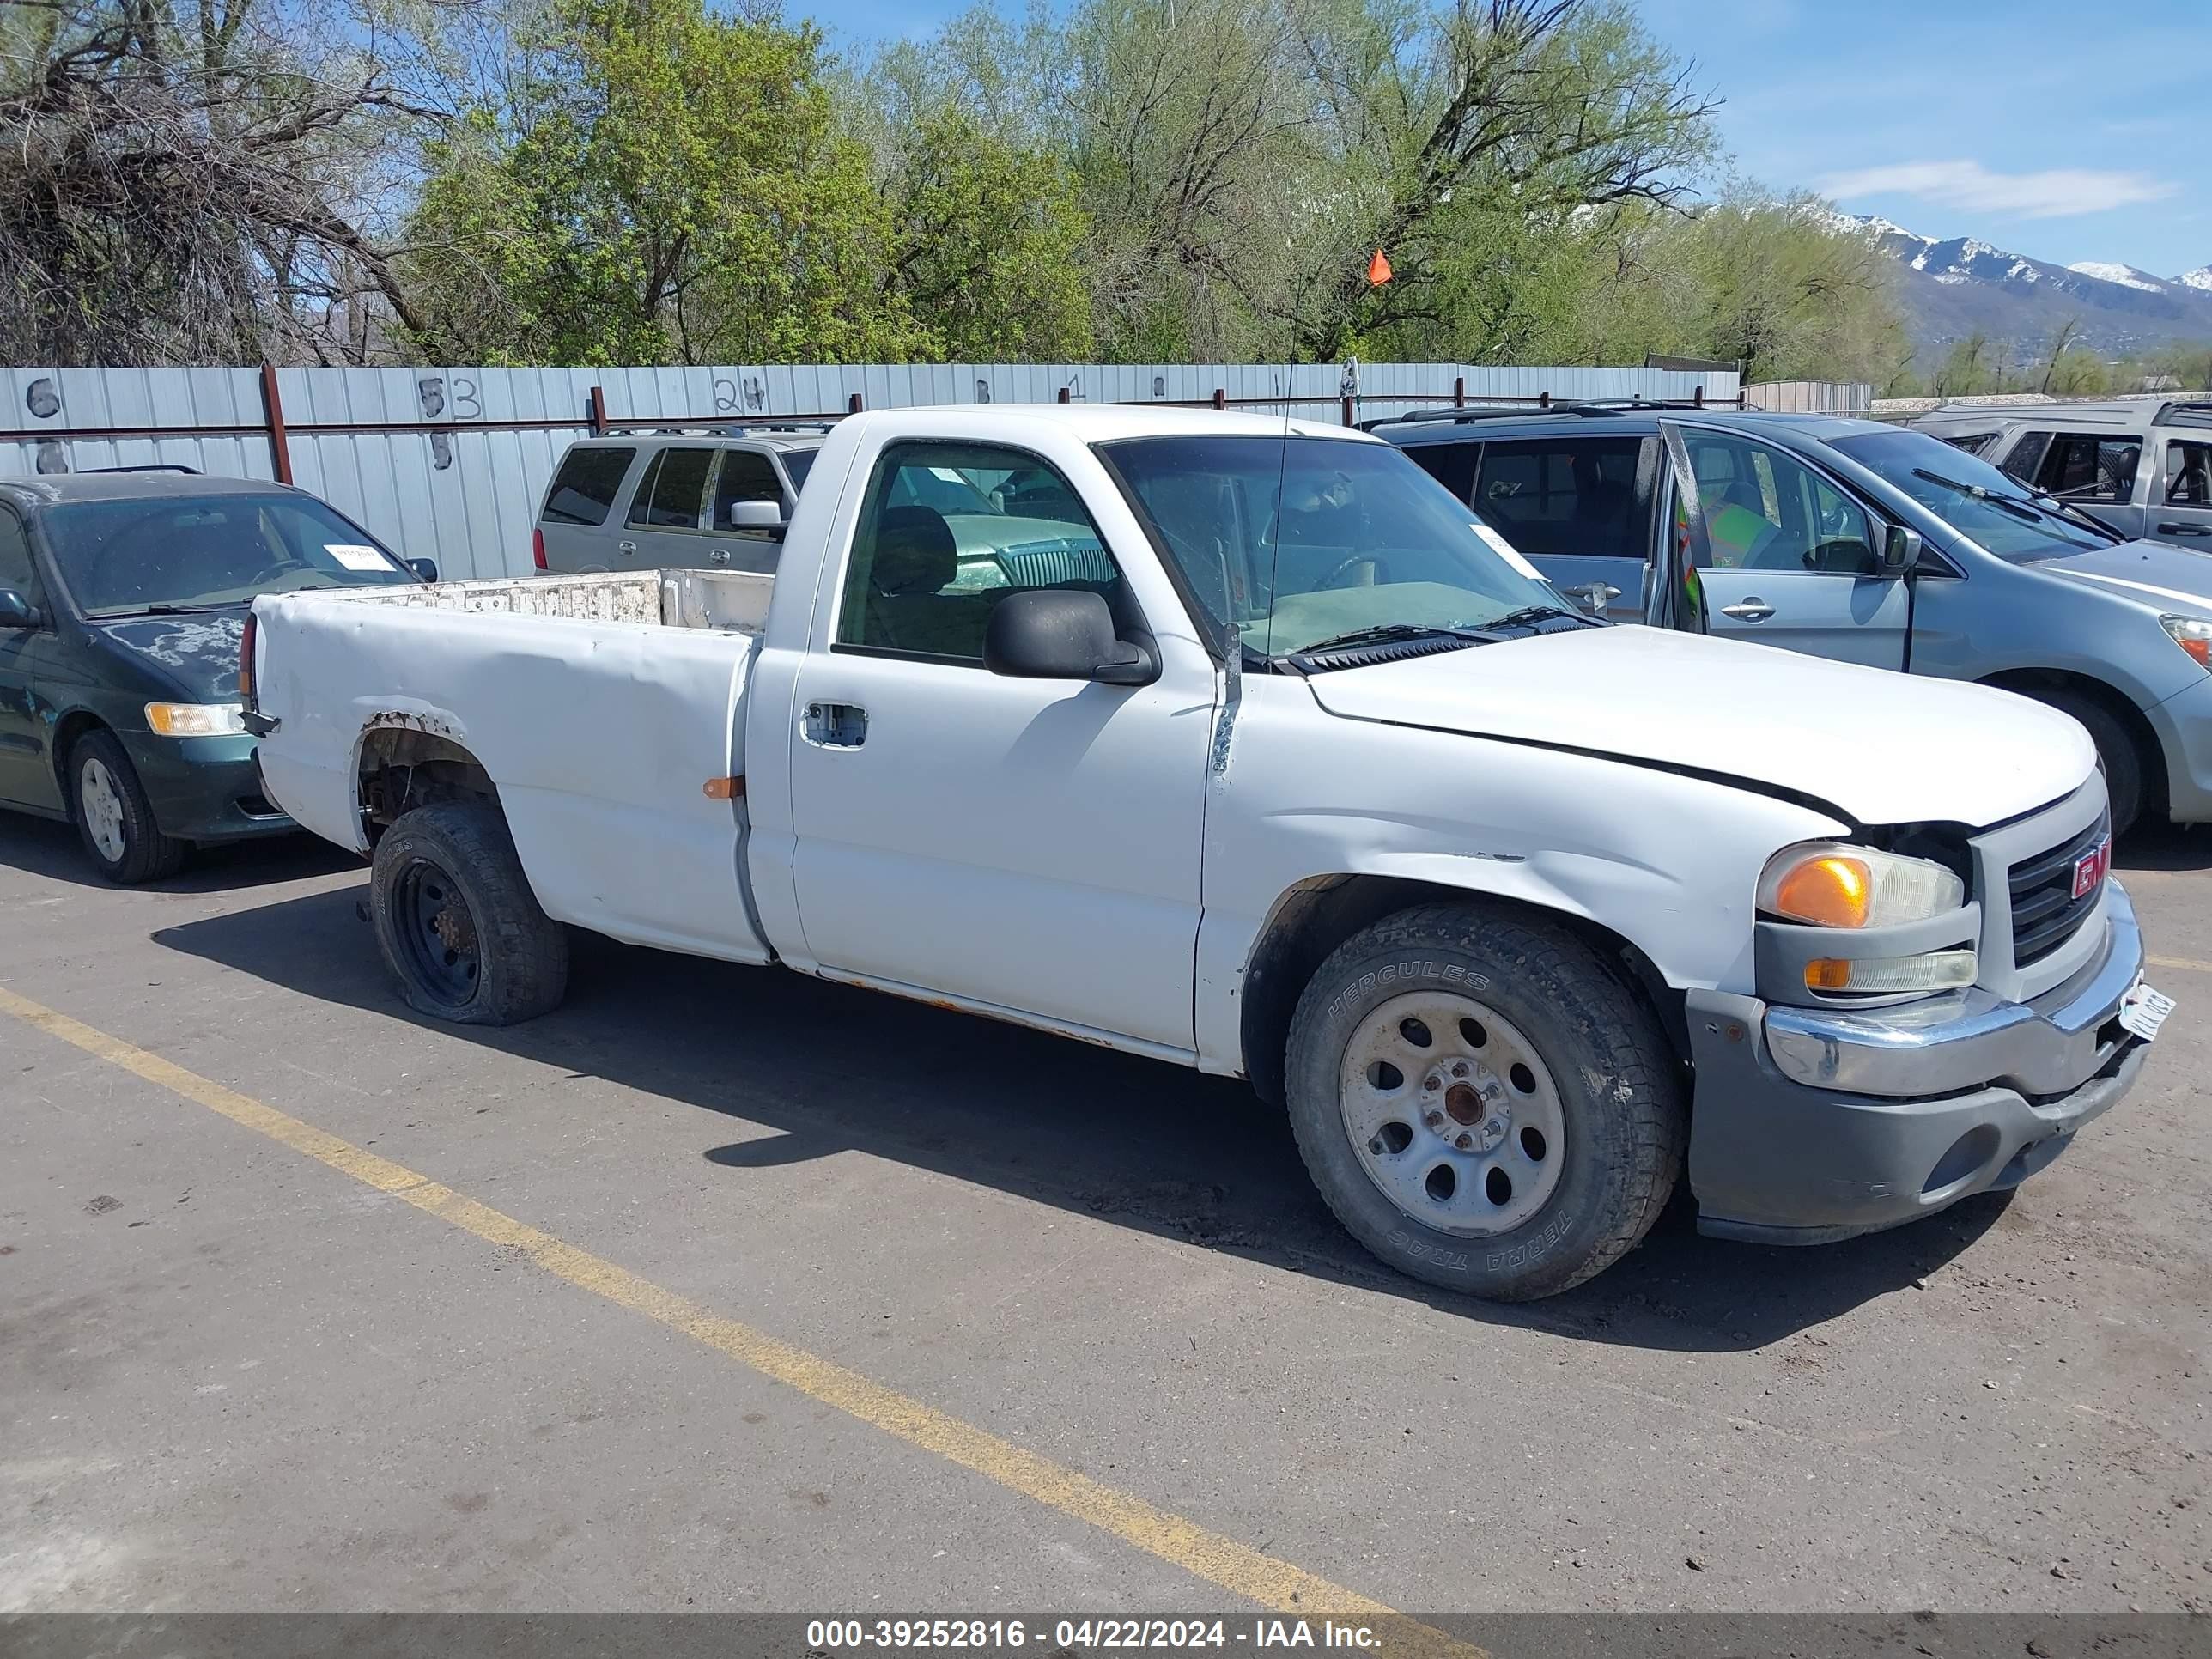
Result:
[0, 985, 1480, 1656]
[2147, 954, 2212, 975]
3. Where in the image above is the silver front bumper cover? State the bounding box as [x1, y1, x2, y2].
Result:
[1763, 878, 2144, 1100]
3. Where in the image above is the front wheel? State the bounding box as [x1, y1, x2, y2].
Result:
[70, 730, 185, 884]
[1284, 903, 1685, 1300]
[368, 801, 568, 1025]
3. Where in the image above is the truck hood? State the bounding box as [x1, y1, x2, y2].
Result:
[1300, 625, 2094, 830]
[86, 608, 246, 701]
[2030, 537, 2212, 614]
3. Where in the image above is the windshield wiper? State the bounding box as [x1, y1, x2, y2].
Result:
[100, 601, 239, 617]
[1287, 622, 1498, 658]
[1483, 603, 1585, 630]
[1911, 468, 2049, 526]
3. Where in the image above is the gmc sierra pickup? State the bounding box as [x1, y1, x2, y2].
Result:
[245, 404, 2169, 1298]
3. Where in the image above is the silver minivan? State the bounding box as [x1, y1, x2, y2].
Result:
[1911, 397, 2212, 548]
[1375, 404, 2212, 835]
[533, 429, 827, 574]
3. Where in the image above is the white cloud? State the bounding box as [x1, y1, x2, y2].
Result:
[1813, 158, 2179, 220]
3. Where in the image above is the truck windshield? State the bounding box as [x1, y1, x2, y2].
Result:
[1096, 434, 1567, 658]
[1825, 428, 2115, 560]
[42, 493, 416, 617]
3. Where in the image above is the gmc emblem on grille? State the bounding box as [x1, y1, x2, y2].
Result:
[2073, 838, 2111, 900]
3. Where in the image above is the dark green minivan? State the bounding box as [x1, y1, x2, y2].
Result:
[0, 471, 432, 882]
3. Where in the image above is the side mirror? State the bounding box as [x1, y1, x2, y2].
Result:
[727, 501, 785, 536]
[0, 586, 42, 629]
[406, 558, 440, 584]
[1881, 525, 1923, 576]
[984, 589, 1157, 686]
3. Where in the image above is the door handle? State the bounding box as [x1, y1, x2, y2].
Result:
[708, 548, 732, 564]
[2155, 523, 2211, 537]
[1566, 581, 1623, 613]
[617, 540, 638, 555]
[802, 702, 867, 748]
[1719, 599, 1775, 622]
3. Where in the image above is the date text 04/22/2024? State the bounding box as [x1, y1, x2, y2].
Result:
[803, 1620, 1386, 1650]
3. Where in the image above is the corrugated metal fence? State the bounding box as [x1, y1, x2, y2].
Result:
[1742, 380, 1875, 416]
[2, 360, 1741, 579]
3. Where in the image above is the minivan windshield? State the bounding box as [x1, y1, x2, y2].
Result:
[1097, 434, 1567, 658]
[43, 493, 416, 617]
[1825, 428, 2115, 559]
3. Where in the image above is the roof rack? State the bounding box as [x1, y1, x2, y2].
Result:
[1360, 398, 1718, 433]
[80, 463, 202, 475]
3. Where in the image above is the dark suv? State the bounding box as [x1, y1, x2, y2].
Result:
[0, 471, 430, 881]
[1371, 403, 2212, 834]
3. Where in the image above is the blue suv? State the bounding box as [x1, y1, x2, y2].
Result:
[1371, 403, 2212, 835]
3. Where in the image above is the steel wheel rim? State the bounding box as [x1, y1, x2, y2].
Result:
[80, 757, 126, 863]
[393, 857, 482, 1006]
[1338, 990, 1567, 1237]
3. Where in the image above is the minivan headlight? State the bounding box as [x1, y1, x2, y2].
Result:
[2160, 615, 2212, 671]
[145, 702, 246, 737]
[1757, 842, 1965, 928]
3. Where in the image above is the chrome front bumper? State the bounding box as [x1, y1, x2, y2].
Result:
[1762, 879, 2146, 1100]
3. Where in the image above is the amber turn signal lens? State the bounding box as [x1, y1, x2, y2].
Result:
[1771, 854, 1871, 928]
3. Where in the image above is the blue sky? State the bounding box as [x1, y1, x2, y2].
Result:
[1636, 0, 2208, 277]
[797, 0, 2209, 280]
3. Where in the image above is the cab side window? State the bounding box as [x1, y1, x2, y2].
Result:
[0, 510, 45, 610]
[837, 443, 1125, 663]
[1679, 432, 1876, 574]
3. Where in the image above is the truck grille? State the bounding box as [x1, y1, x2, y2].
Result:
[2008, 810, 2110, 968]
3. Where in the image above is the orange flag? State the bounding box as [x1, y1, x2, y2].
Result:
[1366, 249, 1394, 287]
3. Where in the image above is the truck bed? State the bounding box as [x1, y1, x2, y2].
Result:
[251, 568, 773, 963]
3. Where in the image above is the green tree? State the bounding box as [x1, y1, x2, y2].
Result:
[1276, 0, 1718, 362]
[404, 0, 921, 364]
[878, 106, 1093, 361]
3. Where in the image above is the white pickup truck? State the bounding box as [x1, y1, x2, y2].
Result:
[245, 404, 2167, 1299]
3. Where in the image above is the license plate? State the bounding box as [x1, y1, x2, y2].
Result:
[2118, 981, 2176, 1042]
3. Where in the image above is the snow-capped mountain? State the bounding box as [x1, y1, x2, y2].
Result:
[2065, 262, 2168, 294]
[1828, 213, 2212, 355]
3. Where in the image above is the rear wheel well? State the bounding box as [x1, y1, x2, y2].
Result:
[356, 726, 501, 841]
[1978, 669, 2163, 815]
[1237, 875, 1688, 1105]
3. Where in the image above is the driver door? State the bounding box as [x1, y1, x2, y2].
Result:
[1658, 422, 1909, 672]
[0, 507, 61, 811]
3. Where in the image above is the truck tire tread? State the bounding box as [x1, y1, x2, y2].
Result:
[1284, 902, 1685, 1301]
[369, 801, 568, 1026]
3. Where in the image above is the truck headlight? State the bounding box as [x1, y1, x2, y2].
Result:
[145, 702, 246, 737]
[2160, 615, 2211, 671]
[1757, 842, 1965, 928]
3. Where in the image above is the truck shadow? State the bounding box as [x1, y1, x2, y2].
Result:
[0, 813, 359, 893]
[151, 884, 2005, 1355]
